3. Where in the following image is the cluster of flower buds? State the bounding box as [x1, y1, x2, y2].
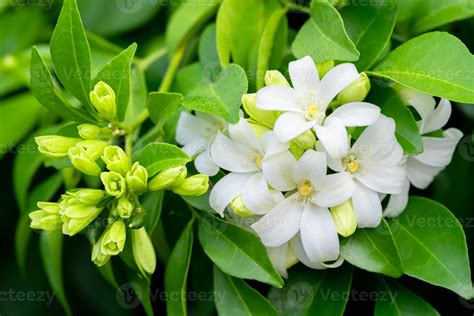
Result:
[148, 166, 209, 196]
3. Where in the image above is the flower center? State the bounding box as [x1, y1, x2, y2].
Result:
[297, 180, 313, 197]
[255, 154, 263, 169]
[343, 155, 359, 173]
[304, 105, 319, 121]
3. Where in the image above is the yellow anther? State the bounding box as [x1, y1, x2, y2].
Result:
[305, 105, 319, 121]
[297, 180, 313, 197]
[343, 155, 359, 173]
[255, 155, 263, 169]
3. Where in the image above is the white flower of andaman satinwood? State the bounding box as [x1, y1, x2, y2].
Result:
[256, 56, 381, 158]
[385, 95, 463, 218]
[320, 115, 406, 228]
[176, 111, 227, 176]
[251, 150, 356, 266]
[209, 118, 296, 216]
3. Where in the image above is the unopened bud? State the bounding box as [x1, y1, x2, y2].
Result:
[171, 174, 209, 196]
[126, 162, 148, 193]
[102, 146, 131, 175]
[101, 221, 126, 256]
[29, 202, 62, 231]
[101, 171, 126, 198]
[264, 70, 290, 86]
[131, 227, 156, 275]
[148, 166, 187, 191]
[78, 124, 102, 139]
[316, 60, 334, 78]
[76, 139, 108, 160]
[243, 93, 279, 129]
[291, 130, 316, 151]
[286, 244, 299, 269]
[330, 200, 357, 237]
[117, 197, 134, 219]
[90, 81, 117, 121]
[68, 146, 102, 176]
[337, 73, 371, 105]
[72, 189, 105, 205]
[128, 212, 145, 229]
[230, 195, 254, 217]
[61, 204, 103, 236]
[92, 235, 110, 267]
[289, 142, 305, 160]
[35, 135, 81, 158]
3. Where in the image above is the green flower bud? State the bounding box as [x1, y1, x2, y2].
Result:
[101, 171, 126, 198]
[148, 166, 187, 191]
[35, 135, 81, 158]
[61, 204, 103, 236]
[102, 146, 131, 175]
[242, 93, 279, 129]
[117, 196, 134, 219]
[171, 174, 209, 196]
[91, 235, 111, 267]
[90, 81, 117, 121]
[100, 221, 126, 256]
[316, 60, 334, 78]
[76, 140, 108, 160]
[70, 189, 105, 205]
[68, 146, 102, 176]
[126, 162, 148, 193]
[290, 130, 316, 151]
[286, 244, 299, 269]
[289, 142, 305, 160]
[264, 70, 290, 86]
[128, 212, 145, 229]
[78, 124, 102, 140]
[336, 73, 371, 105]
[131, 227, 156, 275]
[29, 202, 62, 231]
[330, 200, 357, 237]
[230, 195, 254, 217]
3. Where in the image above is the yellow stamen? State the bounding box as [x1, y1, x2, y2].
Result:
[297, 180, 313, 197]
[304, 104, 319, 121]
[343, 155, 359, 173]
[255, 155, 263, 169]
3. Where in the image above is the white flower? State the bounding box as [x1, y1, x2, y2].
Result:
[176, 111, 227, 176]
[256, 56, 380, 158]
[251, 150, 356, 265]
[321, 115, 406, 228]
[209, 118, 296, 216]
[385, 95, 463, 218]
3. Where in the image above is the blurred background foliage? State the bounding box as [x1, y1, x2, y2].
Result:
[0, 0, 473, 315]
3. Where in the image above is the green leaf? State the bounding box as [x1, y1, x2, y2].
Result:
[97, 261, 119, 289]
[139, 143, 190, 177]
[181, 191, 214, 213]
[371, 32, 474, 104]
[50, 0, 92, 109]
[0, 93, 41, 158]
[40, 230, 72, 316]
[369, 86, 423, 155]
[30, 47, 95, 123]
[182, 64, 248, 123]
[93, 43, 137, 122]
[124, 268, 154, 316]
[214, 265, 279, 316]
[166, 0, 220, 55]
[340, 219, 403, 278]
[165, 220, 194, 316]
[199, 24, 220, 67]
[147, 92, 183, 129]
[391, 196, 473, 299]
[198, 215, 283, 287]
[292, 1, 359, 63]
[268, 264, 353, 316]
[375, 277, 440, 316]
[143, 190, 165, 233]
[340, 0, 398, 70]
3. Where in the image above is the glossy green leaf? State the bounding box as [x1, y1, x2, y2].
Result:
[182, 64, 248, 123]
[340, 219, 403, 278]
[268, 264, 353, 316]
[165, 220, 194, 316]
[97, 261, 119, 289]
[147, 92, 183, 129]
[198, 215, 283, 287]
[292, 1, 359, 63]
[371, 32, 474, 104]
[143, 190, 165, 233]
[40, 230, 72, 316]
[124, 268, 154, 316]
[214, 265, 279, 316]
[93, 43, 137, 122]
[50, 0, 92, 109]
[375, 277, 440, 316]
[139, 143, 190, 177]
[198, 24, 220, 67]
[340, 0, 398, 70]
[30, 47, 95, 123]
[391, 196, 473, 299]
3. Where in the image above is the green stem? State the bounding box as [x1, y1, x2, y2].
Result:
[283, 0, 311, 14]
[137, 47, 167, 71]
[125, 133, 133, 157]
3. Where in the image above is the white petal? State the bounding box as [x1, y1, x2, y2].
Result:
[315, 116, 349, 159]
[312, 172, 356, 207]
[242, 173, 279, 215]
[315, 63, 360, 110]
[266, 244, 289, 278]
[328, 102, 381, 127]
[274, 112, 316, 142]
[407, 92, 436, 132]
[210, 173, 253, 216]
[182, 139, 208, 157]
[176, 112, 214, 145]
[406, 157, 443, 189]
[262, 151, 297, 191]
[228, 118, 263, 154]
[316, 141, 344, 171]
[293, 150, 327, 185]
[423, 98, 452, 134]
[195, 150, 219, 176]
[256, 85, 304, 112]
[352, 182, 382, 228]
[413, 128, 463, 167]
[261, 132, 288, 157]
[290, 234, 329, 270]
[300, 204, 340, 263]
[195, 111, 226, 126]
[384, 179, 410, 218]
[355, 163, 407, 194]
[289, 56, 320, 98]
[251, 194, 304, 247]
[210, 133, 259, 173]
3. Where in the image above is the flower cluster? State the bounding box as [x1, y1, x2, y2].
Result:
[176, 56, 462, 277]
